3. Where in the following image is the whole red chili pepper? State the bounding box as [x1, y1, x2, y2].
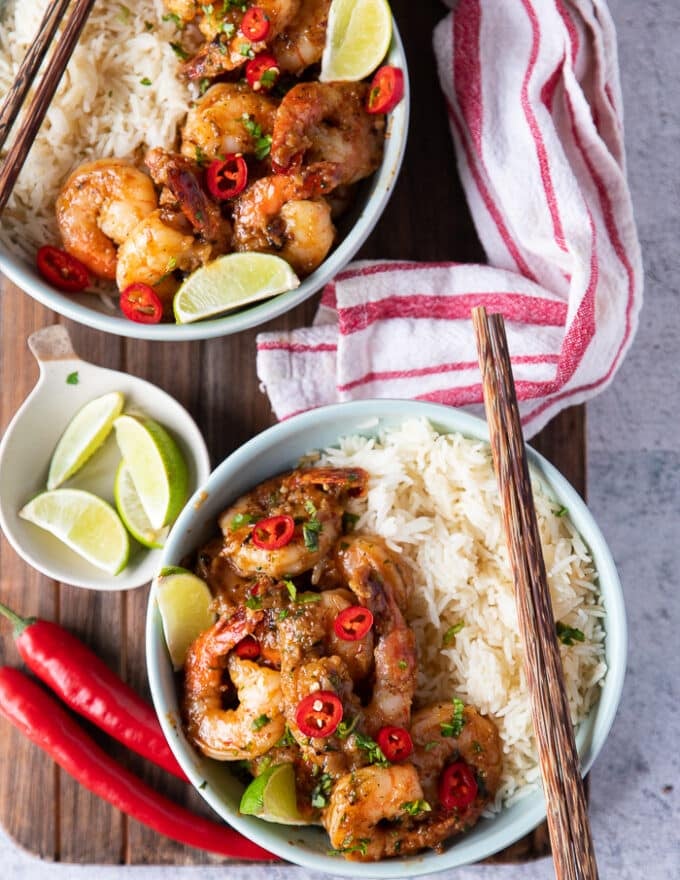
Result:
[0, 601, 185, 781]
[0, 667, 274, 860]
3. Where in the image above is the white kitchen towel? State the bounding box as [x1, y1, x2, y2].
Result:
[256, 0, 643, 437]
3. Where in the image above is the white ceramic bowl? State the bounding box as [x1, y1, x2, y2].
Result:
[0, 325, 211, 590]
[146, 400, 627, 876]
[0, 33, 409, 341]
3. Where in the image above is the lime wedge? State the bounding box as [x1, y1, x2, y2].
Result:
[19, 489, 129, 575]
[173, 253, 299, 324]
[113, 415, 189, 531]
[240, 763, 307, 825]
[114, 462, 169, 549]
[154, 570, 216, 669]
[47, 391, 125, 490]
[320, 0, 392, 82]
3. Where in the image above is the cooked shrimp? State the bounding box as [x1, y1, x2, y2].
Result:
[145, 148, 228, 243]
[181, 83, 278, 163]
[317, 588, 374, 682]
[218, 467, 367, 578]
[324, 764, 425, 861]
[179, 0, 300, 80]
[183, 608, 285, 760]
[277, 604, 363, 776]
[270, 82, 385, 189]
[335, 536, 417, 735]
[232, 173, 335, 276]
[115, 210, 214, 299]
[410, 702, 503, 805]
[272, 0, 331, 74]
[56, 159, 157, 279]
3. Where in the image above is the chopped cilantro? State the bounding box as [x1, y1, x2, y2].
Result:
[140, 77, 152, 86]
[230, 512, 256, 531]
[284, 579, 297, 602]
[116, 4, 131, 24]
[241, 113, 272, 159]
[275, 725, 296, 747]
[144, 21, 154, 31]
[424, 740, 439, 752]
[554, 505, 569, 517]
[199, 779, 208, 790]
[277, 608, 289, 620]
[252, 714, 270, 731]
[336, 715, 359, 739]
[304, 499, 317, 517]
[66, 371, 79, 385]
[471, 740, 484, 754]
[195, 144, 208, 167]
[245, 593, 262, 610]
[199, 77, 211, 95]
[239, 40, 255, 58]
[556, 621, 585, 645]
[169, 41, 189, 60]
[401, 799, 431, 816]
[162, 11, 184, 28]
[398, 660, 408, 670]
[296, 592, 322, 605]
[441, 697, 465, 738]
[303, 518, 321, 551]
[355, 732, 388, 766]
[310, 773, 333, 808]
[221, 21, 236, 37]
[443, 621, 464, 646]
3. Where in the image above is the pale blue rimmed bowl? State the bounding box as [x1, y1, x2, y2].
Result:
[146, 400, 626, 876]
[0, 31, 409, 341]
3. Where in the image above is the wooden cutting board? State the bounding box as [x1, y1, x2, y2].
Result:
[0, 0, 585, 864]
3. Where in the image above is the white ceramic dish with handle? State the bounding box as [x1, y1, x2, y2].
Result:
[146, 399, 627, 877]
[0, 31, 409, 341]
[0, 325, 211, 590]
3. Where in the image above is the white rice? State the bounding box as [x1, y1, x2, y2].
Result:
[319, 418, 607, 808]
[0, 0, 191, 260]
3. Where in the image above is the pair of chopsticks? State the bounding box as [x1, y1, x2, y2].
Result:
[0, 0, 97, 214]
[472, 308, 599, 880]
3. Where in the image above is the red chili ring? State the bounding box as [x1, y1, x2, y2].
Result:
[296, 691, 343, 738]
[251, 514, 295, 550]
[438, 761, 478, 811]
[234, 635, 260, 659]
[206, 155, 248, 200]
[366, 66, 405, 115]
[241, 7, 270, 41]
[333, 605, 374, 641]
[376, 725, 413, 762]
[119, 282, 163, 324]
[36, 245, 89, 292]
[245, 53, 280, 92]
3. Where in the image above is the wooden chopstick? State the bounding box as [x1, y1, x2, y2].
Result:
[0, 0, 98, 214]
[471, 307, 599, 880]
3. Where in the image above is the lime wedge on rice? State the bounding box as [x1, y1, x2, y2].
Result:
[173, 253, 299, 324]
[47, 391, 124, 490]
[19, 489, 129, 575]
[113, 415, 189, 531]
[114, 462, 169, 549]
[320, 0, 392, 82]
[154, 570, 216, 669]
[240, 763, 306, 825]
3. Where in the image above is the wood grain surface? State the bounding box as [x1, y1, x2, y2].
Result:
[0, 0, 584, 865]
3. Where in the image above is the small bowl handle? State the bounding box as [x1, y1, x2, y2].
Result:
[28, 324, 80, 364]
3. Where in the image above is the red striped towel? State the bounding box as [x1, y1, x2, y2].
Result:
[256, 0, 643, 437]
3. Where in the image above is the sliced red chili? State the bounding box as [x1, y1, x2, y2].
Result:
[376, 725, 413, 762]
[296, 691, 343, 738]
[241, 7, 270, 41]
[366, 66, 405, 115]
[438, 760, 478, 811]
[36, 245, 89, 292]
[245, 53, 280, 92]
[251, 514, 295, 550]
[206, 155, 248, 200]
[234, 635, 260, 659]
[334, 605, 374, 641]
[119, 283, 163, 324]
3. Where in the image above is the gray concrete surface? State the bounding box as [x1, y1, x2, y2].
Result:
[2, 1, 678, 877]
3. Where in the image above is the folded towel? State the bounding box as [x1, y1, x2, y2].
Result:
[256, 0, 643, 437]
